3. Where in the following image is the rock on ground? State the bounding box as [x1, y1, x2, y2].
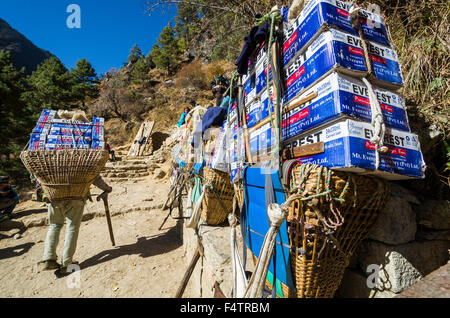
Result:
[368, 189, 417, 245]
[356, 240, 450, 294]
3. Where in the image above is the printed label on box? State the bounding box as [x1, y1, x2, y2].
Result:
[282, 0, 390, 67]
[283, 118, 425, 179]
[244, 72, 257, 106]
[256, 57, 273, 95]
[282, 72, 410, 140]
[284, 29, 403, 104]
[245, 99, 262, 128]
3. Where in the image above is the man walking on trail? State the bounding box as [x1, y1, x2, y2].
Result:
[39, 175, 112, 275]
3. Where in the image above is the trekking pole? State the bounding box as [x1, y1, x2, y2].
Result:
[175, 239, 203, 298]
[97, 191, 115, 246]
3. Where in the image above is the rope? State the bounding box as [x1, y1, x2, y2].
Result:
[263, 10, 282, 168]
[349, 1, 388, 170]
[288, 164, 355, 234]
[229, 194, 248, 298]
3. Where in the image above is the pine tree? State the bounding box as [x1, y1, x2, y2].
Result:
[71, 58, 99, 108]
[150, 23, 183, 75]
[0, 50, 31, 180]
[128, 44, 143, 65]
[22, 56, 78, 111]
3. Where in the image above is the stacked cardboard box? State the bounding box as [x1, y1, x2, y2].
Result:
[279, 0, 425, 179]
[28, 109, 105, 151]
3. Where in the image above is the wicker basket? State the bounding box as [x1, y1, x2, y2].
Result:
[254, 164, 389, 298]
[201, 167, 234, 225]
[20, 150, 110, 202]
[281, 164, 389, 298]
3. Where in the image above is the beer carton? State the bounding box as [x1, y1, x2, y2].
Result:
[245, 99, 262, 128]
[91, 140, 105, 150]
[28, 133, 47, 150]
[46, 135, 91, 146]
[284, 29, 403, 104]
[49, 126, 93, 138]
[243, 72, 257, 106]
[91, 125, 105, 141]
[249, 122, 275, 160]
[255, 58, 273, 96]
[32, 122, 51, 134]
[282, 72, 410, 141]
[37, 109, 56, 124]
[283, 118, 425, 180]
[260, 86, 275, 121]
[92, 116, 105, 126]
[283, 0, 391, 67]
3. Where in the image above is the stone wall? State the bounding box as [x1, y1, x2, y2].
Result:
[180, 182, 449, 298]
[336, 183, 450, 298]
[182, 220, 255, 298]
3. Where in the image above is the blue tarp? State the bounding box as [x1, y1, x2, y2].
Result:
[242, 166, 295, 297]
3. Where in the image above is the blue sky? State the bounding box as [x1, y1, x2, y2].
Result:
[0, 0, 177, 74]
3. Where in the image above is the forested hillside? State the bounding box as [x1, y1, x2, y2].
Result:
[0, 18, 54, 74]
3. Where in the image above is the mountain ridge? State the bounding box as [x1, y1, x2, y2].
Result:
[0, 17, 54, 74]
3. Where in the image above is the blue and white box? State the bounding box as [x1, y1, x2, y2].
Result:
[249, 122, 274, 157]
[228, 124, 245, 183]
[283, 118, 425, 180]
[28, 133, 47, 150]
[260, 86, 275, 121]
[32, 122, 51, 134]
[245, 99, 262, 128]
[282, 72, 410, 141]
[49, 126, 92, 138]
[255, 57, 273, 95]
[46, 135, 91, 146]
[92, 116, 105, 126]
[37, 109, 56, 124]
[91, 140, 105, 150]
[91, 125, 105, 141]
[283, 0, 391, 67]
[284, 29, 403, 104]
[244, 72, 257, 106]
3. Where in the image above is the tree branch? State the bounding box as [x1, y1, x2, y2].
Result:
[144, 0, 248, 18]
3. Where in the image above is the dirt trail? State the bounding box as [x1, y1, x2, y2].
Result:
[0, 173, 197, 298]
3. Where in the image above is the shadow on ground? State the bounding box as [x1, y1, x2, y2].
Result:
[12, 208, 47, 219]
[79, 220, 182, 270]
[0, 242, 35, 260]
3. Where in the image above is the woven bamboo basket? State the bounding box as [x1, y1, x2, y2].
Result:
[254, 164, 389, 298]
[234, 181, 244, 210]
[277, 163, 389, 298]
[201, 167, 234, 225]
[20, 150, 110, 202]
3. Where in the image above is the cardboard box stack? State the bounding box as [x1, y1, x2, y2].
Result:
[280, 0, 425, 180]
[28, 109, 105, 151]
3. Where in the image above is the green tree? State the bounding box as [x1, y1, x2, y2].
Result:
[149, 23, 183, 75]
[22, 56, 77, 111]
[0, 50, 31, 180]
[71, 58, 99, 108]
[128, 43, 143, 65]
[174, 3, 200, 44]
[132, 57, 151, 82]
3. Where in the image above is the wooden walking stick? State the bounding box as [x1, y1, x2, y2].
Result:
[175, 240, 204, 298]
[97, 191, 115, 246]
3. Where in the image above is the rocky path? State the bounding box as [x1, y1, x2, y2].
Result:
[0, 158, 197, 297]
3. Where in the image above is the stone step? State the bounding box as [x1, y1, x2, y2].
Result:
[102, 167, 149, 173]
[103, 177, 146, 183]
[104, 164, 149, 170]
[101, 172, 150, 178]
